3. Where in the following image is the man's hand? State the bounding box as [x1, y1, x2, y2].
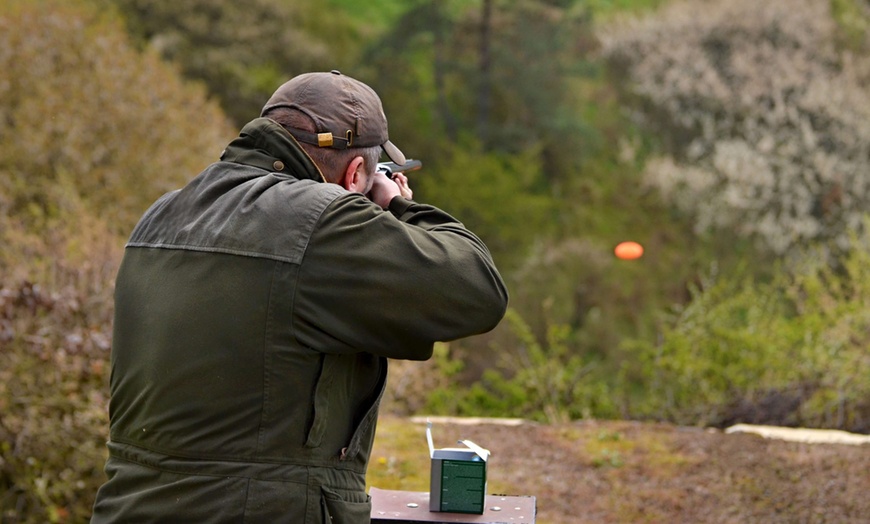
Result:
[391, 172, 413, 200]
[368, 171, 412, 209]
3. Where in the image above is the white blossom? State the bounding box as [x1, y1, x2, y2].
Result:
[600, 0, 870, 253]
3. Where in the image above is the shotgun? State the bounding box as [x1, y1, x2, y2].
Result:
[376, 159, 423, 177]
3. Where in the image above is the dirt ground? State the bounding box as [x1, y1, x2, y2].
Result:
[369, 417, 870, 524]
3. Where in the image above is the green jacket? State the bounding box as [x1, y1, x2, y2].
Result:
[91, 119, 508, 523]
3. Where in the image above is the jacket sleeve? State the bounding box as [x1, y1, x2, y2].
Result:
[293, 194, 509, 360]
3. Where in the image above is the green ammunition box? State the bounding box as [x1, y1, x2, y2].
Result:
[426, 422, 490, 514]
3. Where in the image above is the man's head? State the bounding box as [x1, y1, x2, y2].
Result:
[261, 71, 405, 191]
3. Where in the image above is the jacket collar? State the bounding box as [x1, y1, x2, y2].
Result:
[220, 118, 325, 182]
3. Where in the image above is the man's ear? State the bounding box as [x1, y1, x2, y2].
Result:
[340, 156, 366, 192]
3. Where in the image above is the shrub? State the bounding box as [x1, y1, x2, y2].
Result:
[0, 278, 113, 524]
[422, 308, 620, 424]
[102, 0, 343, 126]
[0, 0, 234, 238]
[0, 0, 235, 521]
[417, 142, 556, 269]
[600, 0, 870, 254]
[624, 231, 870, 432]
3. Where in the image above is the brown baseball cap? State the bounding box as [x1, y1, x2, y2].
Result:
[261, 70, 406, 165]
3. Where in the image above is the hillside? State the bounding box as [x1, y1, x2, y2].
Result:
[368, 416, 870, 523]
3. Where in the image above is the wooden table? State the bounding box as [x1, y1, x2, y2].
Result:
[370, 487, 536, 523]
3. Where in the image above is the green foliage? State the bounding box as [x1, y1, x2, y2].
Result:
[602, 0, 870, 254]
[102, 0, 362, 125]
[497, 308, 593, 423]
[623, 268, 793, 425]
[0, 0, 234, 239]
[831, 0, 870, 51]
[416, 142, 556, 268]
[0, 0, 236, 521]
[0, 279, 112, 524]
[585, 0, 669, 16]
[590, 448, 625, 468]
[425, 308, 620, 423]
[324, 0, 416, 31]
[3, 3, 869, 523]
[365, 0, 601, 175]
[624, 233, 870, 432]
[360, 0, 749, 376]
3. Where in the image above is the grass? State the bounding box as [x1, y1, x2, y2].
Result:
[367, 418, 430, 492]
[367, 416, 870, 523]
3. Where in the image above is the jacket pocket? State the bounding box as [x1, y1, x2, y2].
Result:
[304, 354, 338, 448]
[341, 357, 388, 461]
[320, 485, 371, 524]
[243, 478, 308, 523]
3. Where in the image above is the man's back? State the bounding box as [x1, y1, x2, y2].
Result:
[92, 117, 508, 523]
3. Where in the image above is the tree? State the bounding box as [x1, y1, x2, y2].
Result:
[0, 0, 234, 240]
[103, 0, 357, 125]
[365, 0, 600, 182]
[601, 0, 870, 254]
[0, 1, 234, 521]
[623, 232, 870, 432]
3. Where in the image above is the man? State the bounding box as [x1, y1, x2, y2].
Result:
[91, 70, 508, 523]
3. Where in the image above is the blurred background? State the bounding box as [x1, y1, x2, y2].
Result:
[1, 0, 869, 521]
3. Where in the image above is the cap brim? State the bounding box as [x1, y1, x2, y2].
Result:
[382, 140, 407, 166]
